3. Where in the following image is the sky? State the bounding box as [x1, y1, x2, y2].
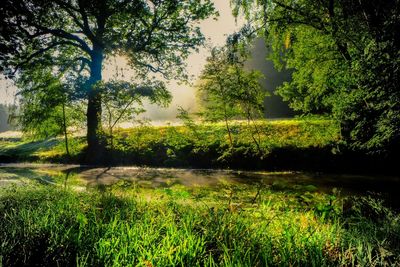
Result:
[0, 1, 244, 121]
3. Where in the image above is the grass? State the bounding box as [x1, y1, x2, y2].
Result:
[0, 174, 399, 266]
[0, 119, 341, 170]
[0, 136, 85, 163]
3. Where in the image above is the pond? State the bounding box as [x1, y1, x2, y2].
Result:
[1, 163, 399, 201]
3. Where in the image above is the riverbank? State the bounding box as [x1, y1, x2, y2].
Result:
[0, 119, 397, 173]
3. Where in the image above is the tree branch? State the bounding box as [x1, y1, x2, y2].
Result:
[13, 40, 83, 73]
[31, 23, 92, 53]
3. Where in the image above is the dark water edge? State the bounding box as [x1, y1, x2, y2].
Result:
[1, 145, 399, 177]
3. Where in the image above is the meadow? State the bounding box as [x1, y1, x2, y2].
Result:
[0, 169, 399, 266]
[0, 119, 342, 171]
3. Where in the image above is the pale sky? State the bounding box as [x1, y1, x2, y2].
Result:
[0, 1, 244, 120]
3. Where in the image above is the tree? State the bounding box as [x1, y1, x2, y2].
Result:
[0, 0, 216, 161]
[100, 79, 171, 152]
[197, 47, 240, 146]
[197, 45, 266, 149]
[231, 62, 266, 152]
[231, 0, 400, 154]
[17, 66, 85, 156]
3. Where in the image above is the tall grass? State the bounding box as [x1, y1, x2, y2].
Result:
[1, 181, 399, 266]
[0, 119, 340, 170]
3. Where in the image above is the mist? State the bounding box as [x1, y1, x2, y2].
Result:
[245, 39, 295, 118]
[139, 38, 295, 122]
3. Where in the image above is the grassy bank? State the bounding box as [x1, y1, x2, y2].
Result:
[0, 119, 343, 170]
[1, 178, 399, 266]
[1, 118, 397, 173]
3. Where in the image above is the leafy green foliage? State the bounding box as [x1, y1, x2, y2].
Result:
[231, 0, 400, 154]
[0, 0, 217, 80]
[197, 47, 240, 122]
[99, 79, 172, 151]
[17, 67, 85, 139]
[196, 46, 267, 147]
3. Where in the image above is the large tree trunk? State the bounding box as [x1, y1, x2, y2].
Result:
[86, 47, 104, 163]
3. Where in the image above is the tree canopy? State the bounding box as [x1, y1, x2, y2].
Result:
[231, 0, 400, 154]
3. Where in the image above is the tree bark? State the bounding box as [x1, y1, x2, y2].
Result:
[86, 47, 104, 163]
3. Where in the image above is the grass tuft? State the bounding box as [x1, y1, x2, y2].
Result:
[1, 181, 399, 266]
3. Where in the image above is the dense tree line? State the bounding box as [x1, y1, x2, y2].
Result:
[231, 0, 400, 154]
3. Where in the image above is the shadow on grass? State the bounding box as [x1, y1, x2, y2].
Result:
[0, 139, 60, 162]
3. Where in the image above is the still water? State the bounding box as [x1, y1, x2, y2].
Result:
[1, 163, 399, 199]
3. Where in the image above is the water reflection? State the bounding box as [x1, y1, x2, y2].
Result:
[1, 163, 400, 197]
